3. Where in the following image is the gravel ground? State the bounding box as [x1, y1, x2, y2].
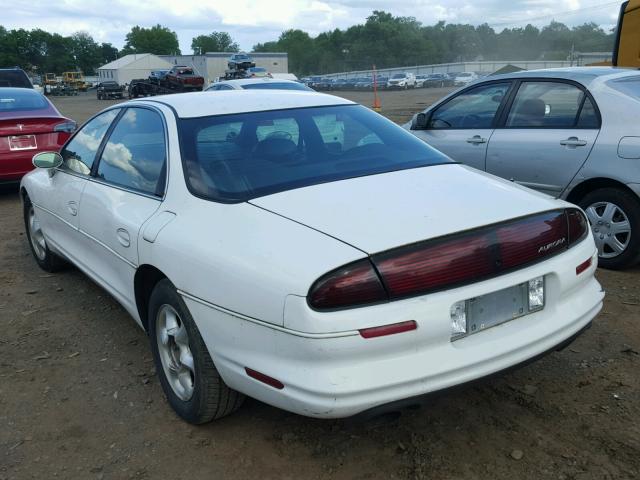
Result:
[1, 90, 639, 480]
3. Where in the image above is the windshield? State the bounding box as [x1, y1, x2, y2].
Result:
[178, 104, 450, 203]
[0, 70, 32, 88]
[391, 74, 405, 79]
[242, 82, 312, 91]
[458, 73, 472, 77]
[0, 89, 48, 111]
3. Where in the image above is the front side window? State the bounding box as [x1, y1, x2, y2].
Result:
[96, 108, 166, 196]
[61, 109, 119, 175]
[179, 104, 450, 202]
[506, 81, 587, 128]
[429, 82, 510, 129]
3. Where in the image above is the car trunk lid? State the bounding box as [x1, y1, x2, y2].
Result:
[249, 164, 564, 254]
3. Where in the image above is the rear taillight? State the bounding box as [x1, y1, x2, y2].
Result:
[375, 234, 494, 298]
[567, 208, 589, 245]
[53, 120, 77, 133]
[308, 259, 387, 310]
[308, 209, 590, 311]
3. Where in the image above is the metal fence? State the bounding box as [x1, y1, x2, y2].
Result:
[318, 60, 578, 79]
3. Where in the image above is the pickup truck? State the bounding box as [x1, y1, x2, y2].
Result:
[163, 66, 204, 92]
[96, 81, 124, 100]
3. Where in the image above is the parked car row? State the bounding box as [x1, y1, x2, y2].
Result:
[305, 72, 469, 91]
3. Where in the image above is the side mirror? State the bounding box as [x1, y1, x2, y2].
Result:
[32, 152, 63, 169]
[411, 112, 429, 130]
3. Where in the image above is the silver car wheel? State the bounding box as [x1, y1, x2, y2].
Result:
[156, 304, 195, 401]
[28, 205, 47, 261]
[585, 201, 631, 259]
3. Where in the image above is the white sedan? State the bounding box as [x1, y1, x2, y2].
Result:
[21, 90, 603, 423]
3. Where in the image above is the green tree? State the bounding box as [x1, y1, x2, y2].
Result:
[191, 31, 239, 54]
[122, 24, 180, 55]
[70, 31, 100, 74]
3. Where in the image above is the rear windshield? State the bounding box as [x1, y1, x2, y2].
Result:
[0, 70, 32, 88]
[608, 77, 640, 100]
[177, 69, 194, 75]
[241, 82, 311, 91]
[0, 89, 48, 112]
[178, 104, 450, 203]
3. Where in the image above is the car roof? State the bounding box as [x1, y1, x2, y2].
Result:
[135, 90, 354, 118]
[217, 78, 300, 87]
[487, 67, 640, 87]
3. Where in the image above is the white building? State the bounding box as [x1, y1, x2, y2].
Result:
[160, 52, 289, 85]
[97, 54, 173, 86]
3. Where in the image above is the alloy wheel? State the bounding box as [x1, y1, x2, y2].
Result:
[28, 205, 47, 261]
[585, 201, 631, 258]
[156, 304, 196, 401]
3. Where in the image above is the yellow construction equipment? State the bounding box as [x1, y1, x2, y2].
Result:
[613, 0, 640, 67]
[62, 71, 88, 91]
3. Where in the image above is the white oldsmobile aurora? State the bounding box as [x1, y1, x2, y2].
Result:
[21, 90, 603, 423]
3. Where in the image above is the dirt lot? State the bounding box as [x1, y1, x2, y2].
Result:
[1, 91, 639, 480]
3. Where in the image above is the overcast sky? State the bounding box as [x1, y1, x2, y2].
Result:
[1, 0, 620, 53]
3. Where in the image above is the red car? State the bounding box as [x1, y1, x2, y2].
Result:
[163, 66, 204, 92]
[0, 88, 76, 182]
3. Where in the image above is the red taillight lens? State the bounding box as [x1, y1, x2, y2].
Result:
[359, 320, 417, 338]
[576, 257, 593, 275]
[567, 208, 589, 245]
[375, 234, 494, 297]
[308, 209, 586, 311]
[496, 211, 567, 268]
[308, 259, 387, 310]
[53, 120, 77, 133]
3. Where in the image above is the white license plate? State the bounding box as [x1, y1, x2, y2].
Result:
[9, 135, 37, 151]
[465, 279, 545, 337]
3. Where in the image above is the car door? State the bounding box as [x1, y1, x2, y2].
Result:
[486, 80, 601, 197]
[77, 106, 167, 308]
[412, 82, 512, 170]
[33, 109, 120, 260]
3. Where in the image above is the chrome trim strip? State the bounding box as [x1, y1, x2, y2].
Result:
[177, 290, 359, 339]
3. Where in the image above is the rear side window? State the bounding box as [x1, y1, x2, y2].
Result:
[61, 109, 119, 175]
[506, 82, 587, 128]
[96, 108, 166, 196]
[430, 82, 510, 129]
[577, 97, 599, 129]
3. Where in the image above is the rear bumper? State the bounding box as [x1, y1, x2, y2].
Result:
[0, 133, 69, 181]
[183, 238, 603, 419]
[355, 320, 592, 420]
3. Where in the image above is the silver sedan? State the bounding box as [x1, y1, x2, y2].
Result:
[406, 67, 640, 269]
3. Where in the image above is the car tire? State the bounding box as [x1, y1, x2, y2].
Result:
[148, 279, 245, 424]
[23, 195, 66, 272]
[578, 187, 640, 270]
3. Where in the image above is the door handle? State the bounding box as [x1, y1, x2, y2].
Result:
[560, 137, 587, 147]
[116, 228, 131, 248]
[466, 135, 487, 144]
[67, 201, 78, 216]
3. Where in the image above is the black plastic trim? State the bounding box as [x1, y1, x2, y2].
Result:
[613, 1, 629, 66]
